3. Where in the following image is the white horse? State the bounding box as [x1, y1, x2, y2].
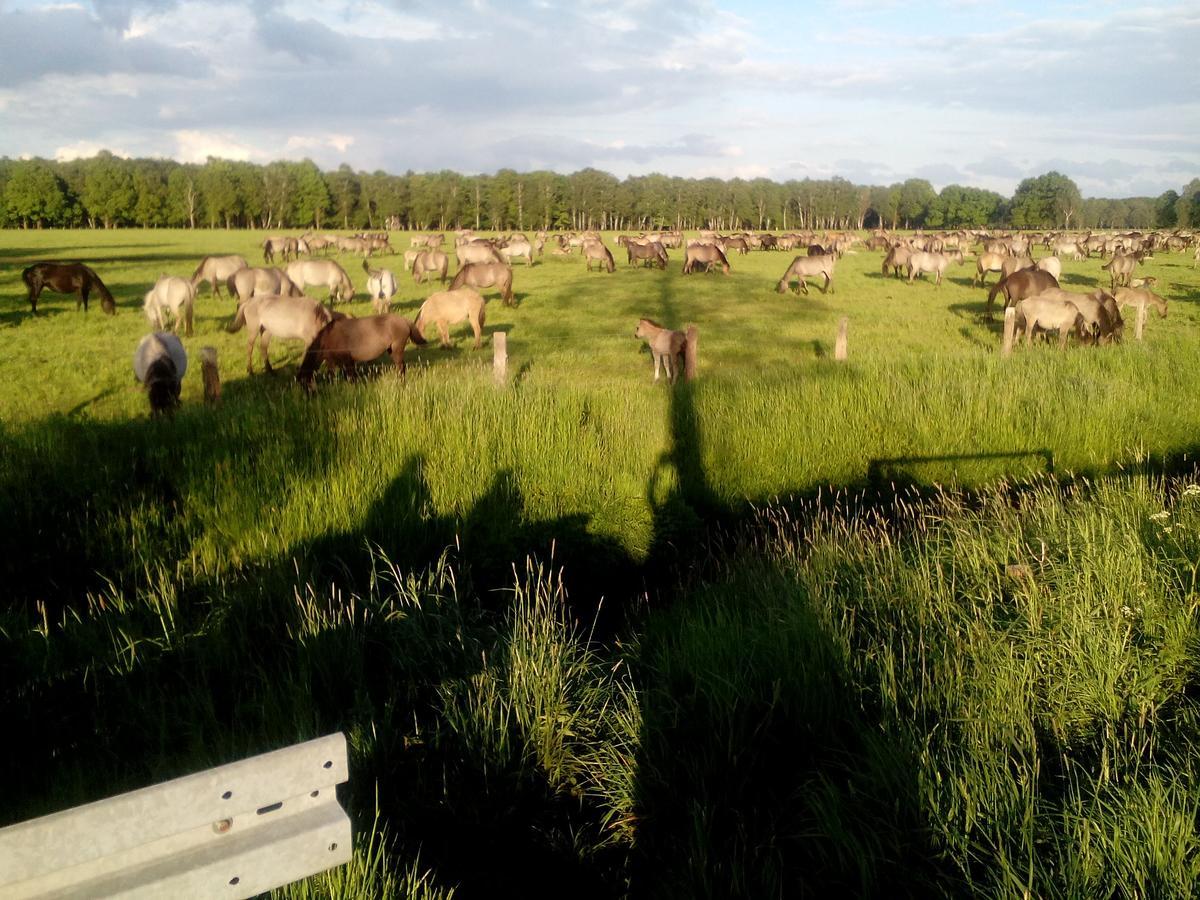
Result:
[286, 259, 355, 305]
[143, 276, 196, 336]
[191, 254, 248, 300]
[134, 332, 188, 416]
[227, 294, 335, 374]
[363, 260, 398, 314]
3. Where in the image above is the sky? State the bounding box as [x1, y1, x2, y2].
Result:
[0, 0, 1197, 198]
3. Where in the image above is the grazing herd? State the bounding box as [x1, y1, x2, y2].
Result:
[15, 222, 1197, 414]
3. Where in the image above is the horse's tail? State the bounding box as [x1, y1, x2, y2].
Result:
[683, 325, 699, 381]
[449, 267, 466, 291]
[987, 277, 1005, 309]
[190, 257, 208, 287]
[408, 317, 427, 345]
[227, 303, 247, 333]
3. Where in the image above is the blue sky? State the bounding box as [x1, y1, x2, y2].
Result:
[1, 0, 1196, 197]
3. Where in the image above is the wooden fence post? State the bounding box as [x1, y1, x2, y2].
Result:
[1135, 301, 1147, 341]
[493, 331, 508, 383]
[1002, 307, 1017, 357]
[834, 317, 848, 361]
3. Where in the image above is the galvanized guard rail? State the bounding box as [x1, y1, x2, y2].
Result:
[0, 733, 352, 899]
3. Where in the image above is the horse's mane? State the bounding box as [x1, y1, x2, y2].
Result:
[639, 318, 663, 328]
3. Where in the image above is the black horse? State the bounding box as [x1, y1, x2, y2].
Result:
[22, 262, 116, 314]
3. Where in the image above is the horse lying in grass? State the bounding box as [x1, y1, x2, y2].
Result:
[228, 294, 335, 374]
[634, 318, 697, 383]
[191, 255, 248, 301]
[777, 254, 835, 294]
[414, 288, 487, 349]
[296, 314, 425, 391]
[23, 262, 116, 314]
[134, 332, 187, 416]
[143, 275, 196, 336]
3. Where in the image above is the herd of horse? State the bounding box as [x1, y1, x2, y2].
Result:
[16, 222, 1195, 412]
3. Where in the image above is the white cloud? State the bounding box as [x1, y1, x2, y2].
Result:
[173, 130, 263, 163]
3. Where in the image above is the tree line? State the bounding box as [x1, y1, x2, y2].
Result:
[2, 151, 1197, 233]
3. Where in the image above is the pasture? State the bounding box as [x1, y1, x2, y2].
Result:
[3, 229, 1200, 897]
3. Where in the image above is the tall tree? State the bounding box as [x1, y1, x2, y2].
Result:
[81, 151, 136, 228]
[4, 159, 69, 228]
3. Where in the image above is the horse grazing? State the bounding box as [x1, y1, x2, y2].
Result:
[261, 236, 298, 264]
[583, 240, 615, 273]
[23, 262, 116, 314]
[296, 315, 426, 391]
[777, 254, 835, 294]
[228, 294, 335, 374]
[413, 288, 487, 349]
[1014, 298, 1087, 348]
[362, 259, 398, 314]
[191, 255, 249, 301]
[1028, 288, 1122, 344]
[882, 245, 911, 279]
[134, 332, 187, 416]
[450, 262, 513, 305]
[143, 276, 196, 336]
[987, 269, 1059, 318]
[683, 243, 730, 275]
[456, 240, 506, 267]
[228, 266, 301, 304]
[907, 250, 964, 287]
[627, 242, 668, 269]
[286, 259, 355, 305]
[634, 319, 697, 383]
[1114, 286, 1168, 319]
[412, 250, 450, 284]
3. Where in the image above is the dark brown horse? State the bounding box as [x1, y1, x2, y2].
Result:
[987, 269, 1059, 318]
[296, 314, 426, 390]
[23, 262, 116, 314]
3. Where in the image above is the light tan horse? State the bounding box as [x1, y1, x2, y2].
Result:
[362, 259, 398, 314]
[228, 266, 301, 304]
[286, 259, 355, 305]
[142, 275, 196, 336]
[456, 240, 505, 266]
[1013, 297, 1087, 348]
[583, 239, 615, 273]
[227, 294, 335, 374]
[413, 287, 487, 349]
[972, 251, 1006, 286]
[449, 262, 513, 305]
[1113, 286, 1168, 319]
[907, 250, 964, 286]
[191, 254, 248, 300]
[634, 319, 696, 383]
[682, 243, 730, 274]
[499, 240, 535, 267]
[777, 254, 835, 294]
[413, 250, 449, 284]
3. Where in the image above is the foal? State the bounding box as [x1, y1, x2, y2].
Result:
[634, 318, 689, 383]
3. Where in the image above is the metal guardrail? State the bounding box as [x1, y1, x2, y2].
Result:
[0, 733, 352, 899]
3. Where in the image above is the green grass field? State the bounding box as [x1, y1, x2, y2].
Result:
[3, 229, 1200, 897]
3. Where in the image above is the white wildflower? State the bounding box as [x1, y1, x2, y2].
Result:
[1183, 484, 1200, 497]
[1149, 511, 1170, 521]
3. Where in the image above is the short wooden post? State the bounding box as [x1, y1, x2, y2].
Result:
[1002, 307, 1017, 357]
[1135, 301, 1147, 341]
[493, 331, 507, 383]
[834, 317, 848, 361]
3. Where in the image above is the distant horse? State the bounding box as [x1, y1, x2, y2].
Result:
[450, 262, 513, 305]
[227, 267, 301, 304]
[227, 294, 335, 374]
[456, 240, 506, 266]
[634, 318, 696, 383]
[261, 236, 296, 264]
[906, 250, 964, 287]
[23, 262, 116, 314]
[682, 243, 730, 275]
[499, 240, 535, 267]
[363, 259, 398, 313]
[133, 332, 187, 416]
[777, 254, 835, 294]
[286, 259, 355, 305]
[583, 240, 615, 273]
[296, 314, 426, 390]
[143, 275, 196, 336]
[191, 255, 249, 301]
[412, 250, 450, 284]
[413, 287, 487, 349]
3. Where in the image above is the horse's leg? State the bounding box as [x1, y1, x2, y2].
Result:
[261, 332, 274, 373]
[390, 346, 406, 376]
[471, 317, 482, 350]
[28, 282, 41, 313]
[439, 321, 451, 348]
[79, 283, 89, 312]
[652, 353, 661, 382]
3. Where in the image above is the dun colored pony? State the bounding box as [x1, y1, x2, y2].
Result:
[362, 259, 398, 313]
[583, 240, 615, 273]
[227, 266, 300, 304]
[1113, 286, 1168, 319]
[143, 275, 196, 336]
[450, 262, 513, 305]
[296, 314, 426, 390]
[23, 262, 116, 314]
[777, 254, 835, 294]
[682, 243, 730, 275]
[627, 242, 668, 269]
[412, 250, 449, 284]
[286, 259, 355, 305]
[133, 332, 187, 416]
[413, 288, 487, 349]
[1013, 297, 1087, 348]
[191, 255, 249, 301]
[634, 319, 698, 383]
[228, 294, 335, 374]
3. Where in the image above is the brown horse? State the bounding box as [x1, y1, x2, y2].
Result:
[296, 314, 426, 390]
[450, 262, 514, 305]
[23, 262, 116, 314]
[583, 240, 615, 273]
[627, 241, 668, 269]
[986, 269, 1059, 318]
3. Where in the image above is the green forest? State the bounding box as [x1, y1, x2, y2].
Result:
[2, 152, 1197, 233]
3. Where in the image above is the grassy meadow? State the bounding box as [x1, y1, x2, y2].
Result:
[3, 228, 1200, 897]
